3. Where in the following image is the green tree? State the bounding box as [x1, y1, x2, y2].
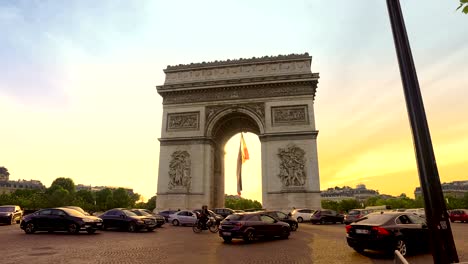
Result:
[224, 195, 262, 210]
[457, 0, 468, 14]
[50, 177, 76, 194]
[95, 188, 113, 211]
[0, 166, 10, 180]
[112, 188, 130, 208]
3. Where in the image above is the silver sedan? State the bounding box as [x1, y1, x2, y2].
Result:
[168, 210, 198, 226]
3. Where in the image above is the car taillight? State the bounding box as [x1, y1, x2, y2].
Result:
[235, 221, 244, 227]
[371, 226, 390, 236]
[345, 225, 352, 233]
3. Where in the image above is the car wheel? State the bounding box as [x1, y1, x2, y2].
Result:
[67, 223, 80, 234]
[127, 222, 137, 232]
[297, 217, 303, 223]
[280, 227, 290, 239]
[243, 230, 255, 243]
[86, 229, 96, 234]
[101, 223, 107, 230]
[353, 246, 365, 253]
[223, 236, 232, 243]
[24, 222, 35, 234]
[396, 239, 408, 256]
[320, 219, 325, 225]
[172, 219, 180, 226]
[290, 222, 298, 231]
[450, 219, 454, 223]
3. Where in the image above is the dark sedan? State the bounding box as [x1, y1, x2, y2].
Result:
[0, 205, 23, 225]
[20, 207, 103, 234]
[100, 208, 157, 232]
[310, 210, 344, 224]
[263, 211, 299, 231]
[218, 212, 290, 243]
[346, 212, 429, 256]
[131, 209, 165, 227]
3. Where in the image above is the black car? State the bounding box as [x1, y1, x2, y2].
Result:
[346, 212, 429, 256]
[100, 208, 157, 232]
[158, 210, 177, 222]
[310, 210, 344, 224]
[264, 211, 299, 231]
[131, 209, 165, 227]
[20, 207, 103, 234]
[0, 205, 23, 225]
[213, 208, 235, 218]
[218, 212, 290, 243]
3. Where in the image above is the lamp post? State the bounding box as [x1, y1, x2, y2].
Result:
[386, 1, 459, 263]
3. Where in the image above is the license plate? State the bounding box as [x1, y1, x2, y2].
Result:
[222, 232, 231, 236]
[356, 229, 369, 234]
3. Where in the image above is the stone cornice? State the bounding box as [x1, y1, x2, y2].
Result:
[157, 72, 319, 92]
[158, 137, 215, 146]
[259, 131, 319, 142]
[164, 53, 311, 72]
[159, 81, 318, 105]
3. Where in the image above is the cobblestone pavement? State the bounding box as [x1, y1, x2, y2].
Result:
[0, 222, 466, 264]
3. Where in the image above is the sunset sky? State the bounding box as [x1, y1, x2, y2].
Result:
[1, 1, 467, 202]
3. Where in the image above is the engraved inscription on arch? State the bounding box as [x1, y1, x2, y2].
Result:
[167, 112, 200, 131]
[271, 105, 308, 126]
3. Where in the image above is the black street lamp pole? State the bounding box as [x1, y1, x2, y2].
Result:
[385, 1, 459, 263]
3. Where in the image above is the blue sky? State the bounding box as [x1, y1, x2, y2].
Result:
[1, 0, 467, 201]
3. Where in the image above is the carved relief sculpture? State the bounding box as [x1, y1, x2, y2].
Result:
[168, 151, 191, 191]
[167, 112, 199, 131]
[205, 103, 265, 125]
[277, 145, 306, 187]
[272, 105, 308, 126]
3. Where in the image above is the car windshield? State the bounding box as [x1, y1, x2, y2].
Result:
[348, 210, 361, 215]
[355, 213, 395, 225]
[137, 210, 151, 216]
[224, 214, 246, 221]
[61, 208, 86, 217]
[123, 210, 138, 216]
[0, 207, 15, 212]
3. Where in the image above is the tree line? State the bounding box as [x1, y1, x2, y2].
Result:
[0, 177, 156, 213]
[321, 193, 468, 213]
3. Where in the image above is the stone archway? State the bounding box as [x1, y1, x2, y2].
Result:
[156, 53, 321, 211]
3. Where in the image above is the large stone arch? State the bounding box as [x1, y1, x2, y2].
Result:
[156, 53, 321, 211]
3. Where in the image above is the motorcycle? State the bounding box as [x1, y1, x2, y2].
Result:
[193, 216, 219, 233]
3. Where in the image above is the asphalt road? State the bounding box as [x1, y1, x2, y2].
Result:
[0, 222, 466, 264]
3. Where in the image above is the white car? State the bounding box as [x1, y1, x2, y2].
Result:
[168, 210, 198, 226]
[405, 208, 425, 218]
[291, 208, 315, 223]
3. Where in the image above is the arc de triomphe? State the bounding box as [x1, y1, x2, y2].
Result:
[155, 53, 321, 211]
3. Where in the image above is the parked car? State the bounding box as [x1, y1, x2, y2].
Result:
[0, 205, 23, 225]
[218, 212, 290, 243]
[157, 210, 177, 222]
[449, 209, 468, 223]
[310, 210, 344, 224]
[212, 208, 235, 218]
[290, 208, 315, 223]
[20, 207, 102, 234]
[263, 211, 299, 231]
[100, 208, 157, 232]
[63, 206, 90, 216]
[168, 210, 198, 226]
[405, 208, 425, 218]
[131, 209, 165, 227]
[344, 209, 373, 224]
[346, 212, 429, 256]
[193, 209, 224, 225]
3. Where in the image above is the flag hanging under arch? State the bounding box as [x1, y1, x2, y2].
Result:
[236, 133, 249, 196]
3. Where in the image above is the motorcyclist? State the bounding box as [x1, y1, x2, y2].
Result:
[199, 205, 210, 230]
